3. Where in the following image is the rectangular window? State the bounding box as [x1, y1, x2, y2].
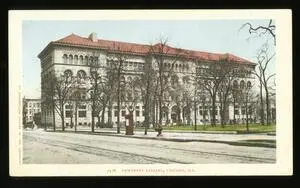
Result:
[136, 110, 140, 117]
[242, 109, 246, 115]
[114, 111, 118, 117]
[234, 110, 239, 115]
[65, 111, 72, 118]
[199, 110, 203, 116]
[114, 106, 118, 110]
[248, 108, 253, 114]
[135, 106, 140, 110]
[121, 110, 126, 116]
[78, 111, 86, 118]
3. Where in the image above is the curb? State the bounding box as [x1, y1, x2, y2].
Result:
[46, 130, 276, 148]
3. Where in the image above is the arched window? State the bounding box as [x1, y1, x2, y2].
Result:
[79, 55, 83, 65]
[240, 80, 245, 90]
[233, 80, 238, 89]
[89, 57, 94, 65]
[94, 57, 99, 65]
[74, 55, 78, 64]
[175, 64, 178, 70]
[179, 64, 182, 71]
[63, 54, 68, 64]
[127, 76, 132, 83]
[120, 76, 125, 84]
[64, 70, 73, 82]
[84, 56, 88, 65]
[69, 55, 73, 64]
[171, 75, 179, 88]
[77, 70, 86, 82]
[247, 81, 252, 88]
[183, 76, 190, 84]
[168, 63, 171, 68]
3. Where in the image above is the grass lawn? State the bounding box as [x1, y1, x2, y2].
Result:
[162, 124, 276, 133]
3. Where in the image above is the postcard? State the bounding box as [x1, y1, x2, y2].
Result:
[9, 9, 292, 176]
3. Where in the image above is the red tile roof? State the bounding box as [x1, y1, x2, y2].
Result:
[52, 33, 254, 65]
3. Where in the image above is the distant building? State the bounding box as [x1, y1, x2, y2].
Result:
[38, 33, 256, 128]
[24, 98, 41, 123]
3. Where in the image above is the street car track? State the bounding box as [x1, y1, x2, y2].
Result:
[24, 135, 188, 164]
[24, 132, 275, 163]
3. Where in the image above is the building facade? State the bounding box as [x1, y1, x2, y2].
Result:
[23, 98, 41, 123]
[38, 33, 256, 128]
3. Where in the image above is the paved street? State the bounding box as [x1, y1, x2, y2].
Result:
[23, 129, 276, 164]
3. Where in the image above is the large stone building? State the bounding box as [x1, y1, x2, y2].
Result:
[38, 33, 256, 128]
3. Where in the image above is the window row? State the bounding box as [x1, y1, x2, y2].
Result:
[162, 62, 190, 72]
[233, 80, 252, 89]
[106, 59, 144, 69]
[62, 54, 99, 65]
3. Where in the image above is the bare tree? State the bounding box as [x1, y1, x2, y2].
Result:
[136, 57, 156, 134]
[96, 73, 114, 128]
[121, 76, 140, 128]
[254, 44, 275, 125]
[106, 43, 133, 133]
[240, 19, 276, 45]
[42, 72, 57, 131]
[196, 60, 234, 126]
[88, 55, 103, 132]
[51, 71, 75, 131]
[149, 37, 185, 127]
[240, 81, 255, 131]
[68, 85, 85, 132]
[217, 61, 242, 127]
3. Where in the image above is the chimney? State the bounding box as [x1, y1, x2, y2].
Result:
[89, 32, 97, 42]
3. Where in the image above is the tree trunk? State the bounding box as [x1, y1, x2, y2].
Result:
[117, 84, 121, 133]
[101, 106, 105, 127]
[74, 107, 77, 132]
[61, 104, 65, 131]
[155, 100, 158, 126]
[260, 79, 265, 125]
[108, 104, 112, 127]
[91, 108, 95, 133]
[70, 114, 73, 129]
[233, 96, 236, 124]
[52, 105, 56, 132]
[246, 97, 249, 132]
[211, 96, 216, 127]
[97, 114, 104, 128]
[159, 93, 163, 126]
[265, 88, 270, 125]
[144, 95, 149, 135]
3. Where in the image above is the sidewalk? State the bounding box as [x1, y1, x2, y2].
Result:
[54, 127, 276, 148]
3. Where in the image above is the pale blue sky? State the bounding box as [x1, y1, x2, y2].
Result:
[22, 20, 276, 98]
